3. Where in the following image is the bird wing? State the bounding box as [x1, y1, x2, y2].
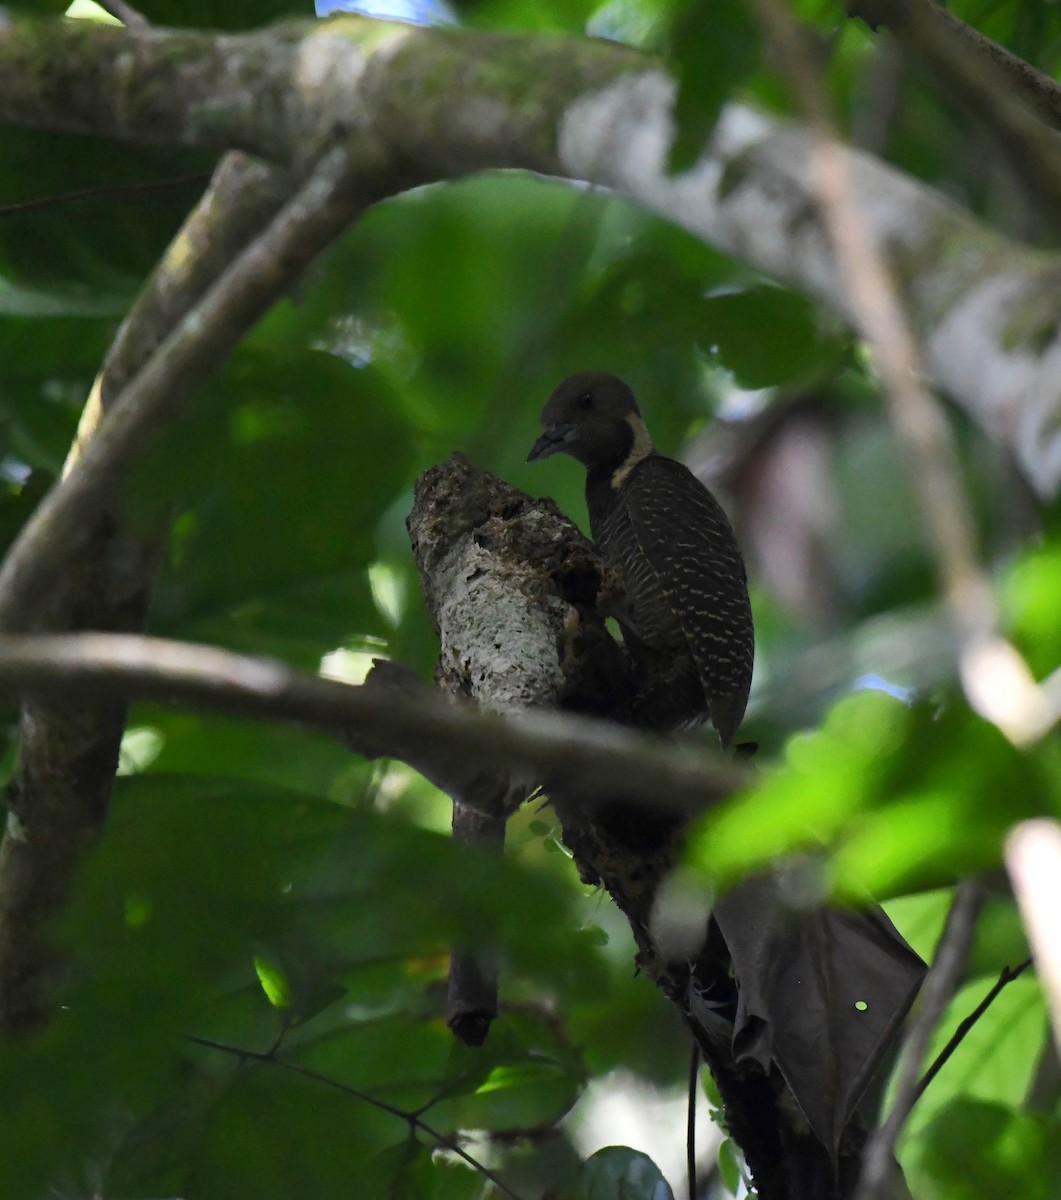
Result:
[620, 455, 754, 744]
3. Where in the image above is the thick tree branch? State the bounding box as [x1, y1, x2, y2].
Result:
[0, 633, 748, 815]
[558, 83, 1061, 499]
[0, 16, 1058, 493]
[0, 17, 639, 173]
[0, 19, 313, 161]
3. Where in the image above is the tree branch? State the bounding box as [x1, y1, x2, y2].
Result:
[912, 958, 1032, 1106]
[749, 0, 1052, 753]
[0, 632, 747, 815]
[752, 0, 990, 626]
[0, 16, 1058, 493]
[0, 16, 639, 172]
[95, 0, 149, 28]
[851, 0, 1061, 226]
[558, 80, 1061, 499]
[849, 0, 1061, 134]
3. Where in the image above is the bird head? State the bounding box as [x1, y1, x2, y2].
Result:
[527, 372, 651, 471]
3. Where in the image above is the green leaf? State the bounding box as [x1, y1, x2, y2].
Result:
[702, 285, 839, 389]
[450, 0, 598, 34]
[431, 1157, 483, 1200]
[0, 127, 208, 291]
[685, 690, 908, 888]
[575, 1146, 675, 1200]
[1003, 539, 1061, 677]
[0, 275, 124, 317]
[667, 0, 759, 173]
[687, 689, 1052, 898]
[0, 767, 603, 1194]
[831, 702, 1050, 896]
[368, 1139, 437, 1197]
[254, 955, 293, 1009]
[906, 1099, 1061, 1200]
[427, 1011, 587, 1132]
[3, 0, 74, 14]
[139, 349, 413, 665]
[882, 889, 953, 964]
[717, 1138, 742, 1196]
[127, 707, 364, 799]
[193, 1068, 396, 1200]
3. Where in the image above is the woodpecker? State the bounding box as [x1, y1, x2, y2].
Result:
[528, 372, 753, 747]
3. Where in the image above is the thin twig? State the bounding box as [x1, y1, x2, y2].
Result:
[912, 957, 1032, 1106]
[750, 0, 988, 632]
[95, 0, 150, 26]
[0, 632, 748, 816]
[867, 0, 1061, 221]
[185, 1034, 527, 1200]
[0, 173, 211, 217]
[0, 145, 380, 632]
[687, 1044, 699, 1200]
[854, 881, 984, 1200]
[850, 0, 1061, 133]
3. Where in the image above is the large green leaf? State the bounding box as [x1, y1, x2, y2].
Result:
[900, 975, 1047, 1140]
[575, 1145, 675, 1200]
[450, 0, 597, 33]
[0, 770, 605, 1195]
[667, 0, 759, 173]
[0, 127, 209, 292]
[190, 1069, 402, 1200]
[701, 286, 844, 389]
[124, 708, 365, 798]
[686, 689, 1055, 897]
[138, 348, 411, 663]
[906, 1099, 1061, 1200]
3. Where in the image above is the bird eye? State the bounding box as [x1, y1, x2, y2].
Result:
[577, 391, 593, 411]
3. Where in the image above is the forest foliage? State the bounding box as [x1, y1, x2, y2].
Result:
[0, 0, 1059, 1197]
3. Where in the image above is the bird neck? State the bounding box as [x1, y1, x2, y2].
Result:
[609, 414, 655, 488]
[585, 413, 654, 492]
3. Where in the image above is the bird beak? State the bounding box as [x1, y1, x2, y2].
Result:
[527, 423, 576, 462]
